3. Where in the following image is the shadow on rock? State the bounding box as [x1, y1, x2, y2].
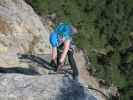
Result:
[18, 53, 53, 70]
[56, 77, 97, 100]
[0, 67, 39, 75]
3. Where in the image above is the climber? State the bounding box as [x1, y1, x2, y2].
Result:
[49, 22, 77, 72]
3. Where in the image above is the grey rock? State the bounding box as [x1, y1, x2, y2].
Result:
[0, 74, 97, 100]
[0, 0, 103, 100]
[0, 0, 50, 67]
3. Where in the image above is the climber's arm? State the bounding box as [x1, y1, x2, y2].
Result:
[51, 47, 57, 62]
[59, 40, 71, 64]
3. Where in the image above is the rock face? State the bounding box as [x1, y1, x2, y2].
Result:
[0, 73, 97, 100]
[0, 0, 103, 100]
[0, 0, 50, 67]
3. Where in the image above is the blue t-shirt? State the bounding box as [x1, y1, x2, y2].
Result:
[49, 31, 71, 47]
[49, 23, 73, 47]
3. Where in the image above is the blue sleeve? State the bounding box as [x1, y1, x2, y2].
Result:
[49, 32, 58, 47]
[63, 32, 72, 41]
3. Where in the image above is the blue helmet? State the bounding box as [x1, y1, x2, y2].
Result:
[55, 23, 72, 37]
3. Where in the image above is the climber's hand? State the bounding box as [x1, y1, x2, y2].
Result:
[57, 62, 64, 73]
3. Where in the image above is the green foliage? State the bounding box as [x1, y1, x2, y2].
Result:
[29, 0, 133, 99]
